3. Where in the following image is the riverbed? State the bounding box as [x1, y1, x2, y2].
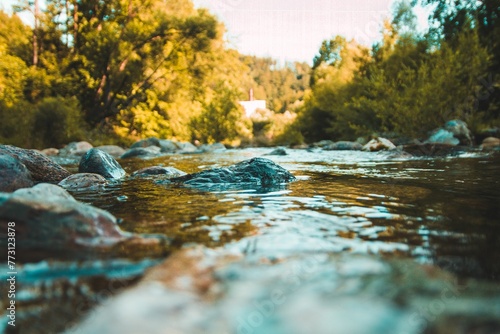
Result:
[2, 148, 500, 333]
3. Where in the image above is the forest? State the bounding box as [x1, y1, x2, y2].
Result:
[0, 0, 498, 148]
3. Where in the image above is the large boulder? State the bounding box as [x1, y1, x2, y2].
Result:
[120, 146, 162, 159]
[58, 173, 108, 191]
[0, 153, 34, 192]
[0, 145, 71, 183]
[444, 120, 473, 145]
[59, 141, 93, 156]
[130, 137, 161, 149]
[167, 157, 296, 189]
[362, 138, 396, 152]
[0, 184, 128, 252]
[79, 148, 126, 180]
[95, 145, 126, 159]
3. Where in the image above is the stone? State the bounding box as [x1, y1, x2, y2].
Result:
[444, 119, 473, 145]
[158, 140, 179, 153]
[41, 148, 59, 156]
[120, 146, 162, 159]
[0, 145, 71, 183]
[0, 153, 34, 192]
[167, 157, 296, 189]
[95, 145, 126, 158]
[59, 141, 93, 156]
[132, 166, 187, 178]
[176, 141, 198, 153]
[426, 128, 460, 146]
[362, 138, 396, 152]
[312, 140, 335, 148]
[198, 143, 227, 153]
[264, 147, 288, 156]
[324, 141, 363, 151]
[0, 183, 128, 251]
[130, 137, 160, 149]
[79, 148, 126, 180]
[58, 173, 108, 191]
[480, 137, 500, 150]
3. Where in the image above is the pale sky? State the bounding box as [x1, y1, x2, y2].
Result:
[1, 0, 430, 65]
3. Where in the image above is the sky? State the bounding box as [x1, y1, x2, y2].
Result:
[1, 0, 430, 65]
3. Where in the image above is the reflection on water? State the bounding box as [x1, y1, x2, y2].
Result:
[2, 148, 500, 333]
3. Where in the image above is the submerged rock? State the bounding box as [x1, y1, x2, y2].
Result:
[58, 173, 108, 191]
[132, 166, 187, 178]
[0, 153, 34, 192]
[0, 144, 71, 183]
[95, 145, 126, 158]
[264, 147, 288, 156]
[362, 137, 396, 152]
[79, 148, 126, 180]
[68, 246, 500, 334]
[167, 157, 296, 189]
[324, 141, 363, 151]
[120, 146, 162, 159]
[59, 141, 93, 156]
[0, 184, 128, 253]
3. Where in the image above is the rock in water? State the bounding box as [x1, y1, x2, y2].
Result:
[0, 184, 128, 252]
[79, 148, 126, 180]
[58, 173, 108, 191]
[120, 146, 162, 159]
[59, 141, 93, 156]
[132, 166, 187, 178]
[444, 119, 473, 145]
[362, 138, 396, 152]
[95, 145, 126, 158]
[264, 147, 288, 156]
[426, 128, 460, 146]
[130, 137, 161, 149]
[168, 157, 296, 189]
[0, 153, 34, 192]
[0, 145, 71, 183]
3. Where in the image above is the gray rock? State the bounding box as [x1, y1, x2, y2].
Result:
[176, 142, 198, 153]
[59, 141, 93, 156]
[426, 128, 460, 146]
[130, 137, 160, 149]
[0, 145, 71, 183]
[132, 166, 187, 178]
[325, 141, 363, 151]
[58, 173, 108, 191]
[444, 120, 473, 145]
[167, 157, 296, 189]
[0, 153, 34, 192]
[79, 148, 126, 180]
[120, 146, 162, 159]
[0, 184, 128, 251]
[362, 138, 396, 152]
[264, 147, 288, 156]
[95, 145, 126, 158]
[198, 143, 227, 153]
[312, 140, 335, 148]
[159, 140, 178, 153]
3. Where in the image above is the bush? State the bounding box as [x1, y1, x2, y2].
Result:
[33, 97, 86, 148]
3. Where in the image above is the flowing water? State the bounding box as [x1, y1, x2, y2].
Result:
[3, 148, 500, 333]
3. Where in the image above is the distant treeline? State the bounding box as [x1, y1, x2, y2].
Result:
[0, 0, 309, 148]
[288, 0, 500, 144]
[0, 0, 498, 149]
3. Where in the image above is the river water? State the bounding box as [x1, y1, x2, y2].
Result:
[3, 148, 500, 333]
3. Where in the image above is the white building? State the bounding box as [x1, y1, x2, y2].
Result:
[239, 89, 266, 117]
